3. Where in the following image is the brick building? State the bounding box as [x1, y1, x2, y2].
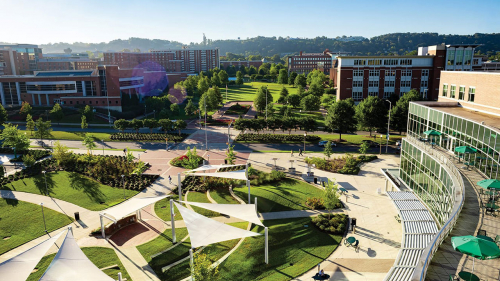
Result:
[0, 44, 42, 75]
[103, 48, 220, 73]
[0, 65, 167, 111]
[288, 49, 348, 75]
[332, 44, 480, 102]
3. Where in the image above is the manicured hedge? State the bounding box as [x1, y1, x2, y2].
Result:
[11, 149, 51, 162]
[236, 133, 321, 143]
[110, 133, 188, 142]
[312, 213, 348, 235]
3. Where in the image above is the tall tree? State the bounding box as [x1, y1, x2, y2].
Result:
[301, 94, 321, 111]
[308, 81, 324, 97]
[277, 69, 288, 84]
[82, 133, 97, 155]
[355, 96, 388, 136]
[130, 119, 143, 133]
[325, 99, 357, 140]
[174, 120, 187, 136]
[170, 103, 180, 115]
[197, 77, 210, 95]
[26, 114, 35, 135]
[0, 104, 7, 126]
[211, 74, 221, 87]
[294, 74, 307, 88]
[199, 89, 219, 114]
[278, 87, 289, 104]
[253, 86, 273, 113]
[34, 119, 52, 142]
[19, 101, 32, 117]
[324, 179, 340, 219]
[287, 93, 301, 108]
[114, 119, 129, 133]
[218, 70, 229, 86]
[81, 115, 88, 129]
[235, 71, 244, 86]
[159, 119, 173, 133]
[50, 103, 64, 125]
[288, 72, 298, 86]
[185, 99, 196, 116]
[143, 118, 159, 133]
[390, 89, 422, 134]
[0, 124, 30, 152]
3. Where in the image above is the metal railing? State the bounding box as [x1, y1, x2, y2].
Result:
[403, 135, 466, 281]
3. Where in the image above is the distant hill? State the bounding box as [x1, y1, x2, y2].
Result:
[33, 32, 500, 57]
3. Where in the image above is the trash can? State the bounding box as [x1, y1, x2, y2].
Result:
[74, 212, 80, 221]
[313, 177, 318, 184]
[224, 159, 227, 164]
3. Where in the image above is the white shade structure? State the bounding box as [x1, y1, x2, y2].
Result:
[39, 229, 114, 281]
[99, 195, 169, 223]
[179, 201, 263, 226]
[0, 231, 64, 281]
[187, 170, 247, 181]
[185, 164, 242, 173]
[174, 202, 261, 248]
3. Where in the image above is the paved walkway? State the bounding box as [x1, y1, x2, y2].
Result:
[425, 149, 500, 281]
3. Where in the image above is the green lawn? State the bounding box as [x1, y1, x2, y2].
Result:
[316, 134, 402, 145]
[137, 227, 189, 263]
[225, 82, 297, 103]
[233, 178, 324, 213]
[186, 191, 220, 217]
[154, 196, 181, 221]
[1, 171, 139, 211]
[27, 247, 131, 281]
[159, 222, 248, 281]
[268, 104, 326, 127]
[218, 218, 342, 281]
[209, 189, 240, 204]
[0, 199, 73, 255]
[22, 130, 113, 142]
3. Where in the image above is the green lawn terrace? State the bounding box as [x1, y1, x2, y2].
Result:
[0, 199, 73, 255]
[224, 82, 298, 103]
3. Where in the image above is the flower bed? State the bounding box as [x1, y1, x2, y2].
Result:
[305, 154, 378, 175]
[170, 155, 204, 168]
[311, 213, 348, 235]
[11, 149, 51, 162]
[224, 103, 250, 115]
[181, 175, 242, 193]
[236, 133, 321, 143]
[110, 133, 188, 142]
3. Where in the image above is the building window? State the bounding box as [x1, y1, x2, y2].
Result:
[447, 50, 455, 66]
[420, 80, 428, 88]
[354, 59, 366, 66]
[456, 50, 463, 65]
[368, 59, 382, 65]
[385, 80, 395, 87]
[450, 85, 456, 98]
[385, 70, 395, 77]
[400, 59, 412, 66]
[383, 92, 394, 99]
[401, 70, 412, 76]
[368, 81, 379, 87]
[352, 92, 363, 101]
[468, 87, 475, 102]
[421, 69, 429, 77]
[400, 81, 411, 87]
[442, 84, 448, 97]
[352, 81, 363, 88]
[353, 70, 363, 77]
[458, 86, 465, 100]
[384, 59, 398, 66]
[368, 92, 378, 97]
[70, 101, 73, 104]
[369, 70, 379, 76]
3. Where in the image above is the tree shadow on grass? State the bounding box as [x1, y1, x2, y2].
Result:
[1, 197, 18, 206]
[33, 172, 56, 195]
[68, 172, 106, 203]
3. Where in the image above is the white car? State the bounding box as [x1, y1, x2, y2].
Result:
[318, 141, 337, 147]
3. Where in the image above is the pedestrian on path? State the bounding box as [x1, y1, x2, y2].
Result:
[168, 175, 172, 185]
[298, 149, 303, 156]
[291, 150, 294, 157]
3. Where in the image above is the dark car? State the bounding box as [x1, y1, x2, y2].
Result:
[318, 140, 337, 147]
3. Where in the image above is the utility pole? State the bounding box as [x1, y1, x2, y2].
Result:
[205, 97, 208, 151]
[386, 100, 392, 153]
[265, 86, 268, 120]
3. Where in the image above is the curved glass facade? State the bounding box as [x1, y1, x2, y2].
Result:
[407, 102, 500, 180]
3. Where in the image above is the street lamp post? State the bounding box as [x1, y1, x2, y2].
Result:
[379, 135, 383, 155]
[144, 104, 147, 117]
[385, 100, 392, 153]
[205, 97, 208, 151]
[42, 171, 48, 195]
[227, 120, 233, 149]
[303, 133, 307, 152]
[265, 85, 269, 120]
[102, 139, 105, 155]
[121, 175, 125, 199]
[40, 203, 47, 234]
[153, 110, 156, 119]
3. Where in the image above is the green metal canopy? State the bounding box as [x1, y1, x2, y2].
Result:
[477, 179, 500, 190]
[451, 235, 500, 260]
[423, 130, 442, 136]
[455, 146, 478, 154]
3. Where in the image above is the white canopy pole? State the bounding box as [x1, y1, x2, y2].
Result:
[117, 272, 122, 281]
[178, 172, 182, 200]
[255, 197, 258, 214]
[170, 199, 176, 243]
[100, 215, 105, 239]
[189, 248, 194, 281]
[247, 180, 251, 204]
[265, 227, 269, 264]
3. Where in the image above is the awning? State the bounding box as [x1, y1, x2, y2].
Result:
[179, 201, 263, 226]
[174, 202, 261, 248]
[188, 170, 247, 181]
[39, 230, 114, 281]
[0, 231, 64, 281]
[100, 195, 169, 222]
[185, 164, 242, 173]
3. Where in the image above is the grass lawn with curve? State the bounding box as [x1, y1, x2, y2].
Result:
[225, 82, 297, 103]
[209, 188, 240, 204]
[233, 178, 324, 213]
[218, 217, 342, 281]
[186, 191, 220, 217]
[0, 199, 73, 255]
[26, 247, 131, 281]
[1, 171, 139, 211]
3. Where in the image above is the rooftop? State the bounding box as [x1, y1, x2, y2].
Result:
[34, 71, 95, 77]
[337, 55, 434, 59]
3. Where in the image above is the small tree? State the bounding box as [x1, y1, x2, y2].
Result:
[159, 119, 173, 133]
[278, 87, 289, 104]
[0, 104, 7, 126]
[143, 118, 159, 133]
[218, 70, 229, 86]
[81, 115, 88, 129]
[185, 99, 196, 116]
[82, 133, 97, 155]
[287, 93, 301, 108]
[324, 141, 333, 159]
[130, 119, 143, 133]
[235, 71, 244, 86]
[324, 179, 340, 219]
[34, 119, 52, 142]
[325, 99, 357, 141]
[192, 250, 220, 281]
[278, 69, 288, 84]
[170, 103, 180, 115]
[184, 146, 200, 169]
[114, 119, 129, 133]
[0, 124, 30, 152]
[359, 141, 370, 155]
[174, 120, 187, 136]
[82, 105, 94, 121]
[288, 72, 298, 86]
[22, 154, 36, 167]
[294, 74, 307, 88]
[50, 103, 64, 125]
[26, 114, 35, 135]
[19, 101, 32, 117]
[253, 86, 273, 113]
[301, 94, 321, 112]
[52, 141, 73, 166]
[225, 145, 237, 164]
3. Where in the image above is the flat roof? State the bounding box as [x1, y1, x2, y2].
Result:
[337, 55, 434, 59]
[35, 71, 94, 77]
[416, 102, 500, 132]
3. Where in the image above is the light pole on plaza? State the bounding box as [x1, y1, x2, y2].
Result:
[385, 100, 392, 154]
[303, 133, 307, 152]
[205, 97, 208, 151]
[40, 203, 47, 234]
[121, 175, 125, 199]
[102, 139, 105, 155]
[42, 171, 48, 195]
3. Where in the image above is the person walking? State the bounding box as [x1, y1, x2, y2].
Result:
[291, 150, 294, 157]
[168, 175, 172, 185]
[298, 149, 303, 156]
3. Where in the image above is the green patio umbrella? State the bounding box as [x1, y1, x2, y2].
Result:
[455, 146, 478, 154]
[451, 235, 500, 272]
[423, 130, 442, 136]
[477, 179, 500, 190]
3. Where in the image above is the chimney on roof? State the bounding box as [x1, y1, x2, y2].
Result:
[300, 51, 303, 56]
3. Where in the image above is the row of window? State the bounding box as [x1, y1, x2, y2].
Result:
[442, 84, 475, 102]
[351, 69, 428, 77]
[353, 80, 414, 88]
[353, 58, 414, 66]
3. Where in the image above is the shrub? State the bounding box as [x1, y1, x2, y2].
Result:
[236, 133, 320, 143]
[312, 213, 348, 235]
[10, 149, 51, 162]
[305, 154, 378, 175]
[305, 197, 325, 210]
[110, 133, 188, 142]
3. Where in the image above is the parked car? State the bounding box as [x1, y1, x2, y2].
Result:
[318, 140, 337, 147]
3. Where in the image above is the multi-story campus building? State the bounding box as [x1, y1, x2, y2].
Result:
[0, 44, 43, 75]
[382, 70, 500, 280]
[331, 44, 481, 102]
[287, 50, 348, 75]
[37, 53, 99, 71]
[102, 48, 220, 73]
[0, 65, 167, 111]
